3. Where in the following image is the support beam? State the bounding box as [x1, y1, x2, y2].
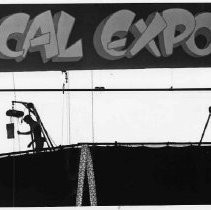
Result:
[2, 88, 211, 92]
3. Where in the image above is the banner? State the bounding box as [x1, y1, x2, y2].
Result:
[0, 4, 210, 71]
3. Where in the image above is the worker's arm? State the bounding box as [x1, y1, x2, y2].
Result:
[17, 130, 31, 135]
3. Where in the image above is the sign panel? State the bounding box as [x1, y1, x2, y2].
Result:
[0, 4, 210, 71]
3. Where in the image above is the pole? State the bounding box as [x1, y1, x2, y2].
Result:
[28, 110, 35, 153]
[199, 112, 211, 146]
[31, 105, 55, 150]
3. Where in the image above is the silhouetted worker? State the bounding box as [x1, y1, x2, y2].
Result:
[17, 115, 45, 152]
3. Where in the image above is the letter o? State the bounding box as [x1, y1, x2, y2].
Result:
[183, 13, 211, 57]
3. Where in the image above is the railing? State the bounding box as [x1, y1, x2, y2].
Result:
[0, 141, 211, 159]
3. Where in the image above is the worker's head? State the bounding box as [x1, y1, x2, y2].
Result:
[23, 115, 33, 124]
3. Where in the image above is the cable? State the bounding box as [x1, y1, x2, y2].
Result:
[12, 73, 16, 152]
[61, 86, 65, 145]
[46, 133, 57, 147]
[67, 71, 71, 145]
[62, 71, 71, 145]
[170, 68, 174, 89]
[12, 73, 21, 152]
[12, 73, 17, 101]
[91, 70, 95, 143]
[199, 112, 211, 146]
[11, 73, 16, 206]
[61, 72, 66, 145]
[4, 87, 211, 92]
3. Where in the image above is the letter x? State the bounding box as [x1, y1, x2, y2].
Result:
[127, 12, 167, 58]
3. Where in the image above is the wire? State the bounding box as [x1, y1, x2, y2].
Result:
[170, 68, 174, 89]
[11, 73, 21, 151]
[12, 73, 17, 101]
[67, 71, 71, 145]
[3, 88, 211, 92]
[62, 71, 71, 145]
[11, 72, 16, 206]
[61, 72, 66, 145]
[61, 87, 65, 145]
[46, 133, 57, 147]
[12, 73, 16, 153]
[91, 70, 95, 143]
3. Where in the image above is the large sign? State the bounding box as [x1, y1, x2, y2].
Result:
[0, 4, 211, 71]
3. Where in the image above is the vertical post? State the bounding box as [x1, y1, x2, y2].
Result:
[199, 113, 211, 146]
[76, 145, 87, 206]
[86, 146, 97, 206]
[28, 111, 35, 153]
[76, 145, 97, 206]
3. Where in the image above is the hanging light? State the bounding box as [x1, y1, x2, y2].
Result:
[6, 109, 24, 118]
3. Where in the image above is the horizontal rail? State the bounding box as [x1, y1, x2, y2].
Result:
[1, 141, 211, 159]
[2, 88, 211, 92]
[77, 142, 211, 145]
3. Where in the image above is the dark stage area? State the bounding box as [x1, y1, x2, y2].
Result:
[0, 144, 211, 206]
